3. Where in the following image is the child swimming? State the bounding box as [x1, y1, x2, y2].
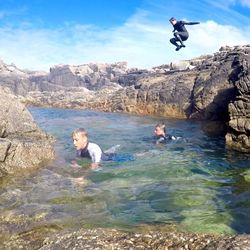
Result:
[72, 128, 134, 170]
[154, 122, 177, 144]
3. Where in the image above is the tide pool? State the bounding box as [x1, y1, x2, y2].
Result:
[1, 107, 250, 238]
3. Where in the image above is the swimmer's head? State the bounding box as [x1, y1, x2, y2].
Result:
[169, 17, 177, 25]
[154, 123, 166, 137]
[72, 128, 88, 150]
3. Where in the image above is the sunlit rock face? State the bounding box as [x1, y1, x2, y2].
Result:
[226, 48, 250, 153]
[0, 87, 54, 176]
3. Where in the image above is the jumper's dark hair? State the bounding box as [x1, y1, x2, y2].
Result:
[169, 17, 176, 22]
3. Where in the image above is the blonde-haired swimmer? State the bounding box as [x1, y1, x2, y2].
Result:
[72, 128, 114, 170]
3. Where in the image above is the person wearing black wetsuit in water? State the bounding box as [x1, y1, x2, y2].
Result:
[154, 122, 177, 144]
[169, 17, 200, 51]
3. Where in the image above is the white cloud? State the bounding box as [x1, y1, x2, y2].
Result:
[205, 0, 250, 8]
[0, 11, 249, 71]
[187, 20, 250, 54]
[234, 0, 250, 7]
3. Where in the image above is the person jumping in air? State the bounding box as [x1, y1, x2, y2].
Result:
[169, 17, 200, 51]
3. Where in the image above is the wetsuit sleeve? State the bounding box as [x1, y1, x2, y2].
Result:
[156, 137, 166, 144]
[183, 21, 200, 25]
[166, 134, 177, 141]
[88, 143, 103, 163]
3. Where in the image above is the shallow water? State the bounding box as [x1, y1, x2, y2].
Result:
[1, 107, 250, 238]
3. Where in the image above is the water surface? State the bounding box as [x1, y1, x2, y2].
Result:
[1, 107, 250, 238]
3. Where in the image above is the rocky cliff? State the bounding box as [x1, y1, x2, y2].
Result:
[0, 87, 55, 176]
[0, 45, 249, 152]
[226, 51, 250, 152]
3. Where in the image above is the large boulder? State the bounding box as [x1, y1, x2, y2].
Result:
[226, 51, 250, 152]
[47, 62, 128, 90]
[189, 49, 237, 121]
[0, 87, 54, 176]
[100, 70, 197, 118]
[0, 60, 31, 96]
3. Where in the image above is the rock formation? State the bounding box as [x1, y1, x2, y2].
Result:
[0, 45, 249, 152]
[226, 49, 250, 153]
[0, 87, 54, 176]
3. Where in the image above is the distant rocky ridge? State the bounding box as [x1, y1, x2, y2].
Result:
[0, 45, 249, 152]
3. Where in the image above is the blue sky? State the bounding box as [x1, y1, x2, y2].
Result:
[0, 0, 250, 71]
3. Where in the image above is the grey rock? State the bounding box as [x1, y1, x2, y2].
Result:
[226, 51, 250, 152]
[0, 87, 54, 176]
[0, 139, 11, 162]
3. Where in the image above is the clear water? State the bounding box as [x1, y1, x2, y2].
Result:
[1, 107, 250, 237]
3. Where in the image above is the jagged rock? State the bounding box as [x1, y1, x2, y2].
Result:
[170, 60, 194, 71]
[189, 52, 237, 121]
[226, 52, 250, 152]
[0, 139, 11, 162]
[107, 71, 197, 118]
[47, 62, 128, 90]
[0, 87, 54, 176]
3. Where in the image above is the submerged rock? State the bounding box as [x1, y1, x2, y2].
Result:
[0, 87, 54, 176]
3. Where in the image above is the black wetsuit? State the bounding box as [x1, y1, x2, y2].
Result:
[77, 142, 134, 163]
[77, 142, 114, 163]
[170, 21, 199, 49]
[156, 134, 176, 144]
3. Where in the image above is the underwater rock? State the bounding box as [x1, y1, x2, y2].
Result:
[243, 169, 250, 182]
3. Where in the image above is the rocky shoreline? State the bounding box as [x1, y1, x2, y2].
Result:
[0, 87, 55, 176]
[0, 45, 249, 152]
[2, 227, 250, 250]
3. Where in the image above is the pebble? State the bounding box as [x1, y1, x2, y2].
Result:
[2, 227, 250, 250]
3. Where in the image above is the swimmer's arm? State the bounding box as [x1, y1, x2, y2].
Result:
[89, 143, 102, 170]
[90, 162, 100, 170]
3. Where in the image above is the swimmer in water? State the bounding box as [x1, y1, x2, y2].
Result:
[72, 128, 134, 170]
[72, 128, 116, 170]
[154, 122, 177, 144]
